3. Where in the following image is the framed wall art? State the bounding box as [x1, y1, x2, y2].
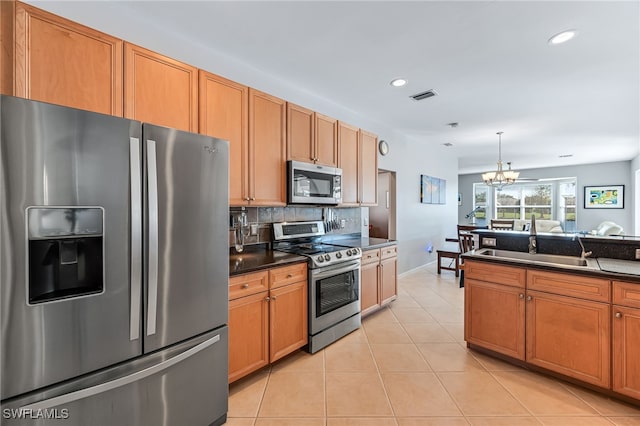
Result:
[420, 175, 446, 205]
[584, 185, 624, 209]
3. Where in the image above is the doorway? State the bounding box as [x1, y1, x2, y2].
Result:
[369, 170, 396, 239]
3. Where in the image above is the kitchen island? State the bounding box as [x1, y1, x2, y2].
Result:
[461, 244, 640, 405]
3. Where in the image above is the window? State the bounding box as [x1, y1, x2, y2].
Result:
[468, 183, 490, 226]
[472, 178, 577, 230]
[558, 181, 577, 232]
[495, 184, 551, 220]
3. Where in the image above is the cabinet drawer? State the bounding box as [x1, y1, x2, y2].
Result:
[229, 270, 269, 300]
[380, 245, 397, 260]
[362, 249, 380, 265]
[528, 270, 610, 303]
[269, 262, 307, 289]
[464, 260, 526, 288]
[613, 281, 640, 308]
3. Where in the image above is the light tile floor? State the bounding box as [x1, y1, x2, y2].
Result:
[227, 263, 640, 426]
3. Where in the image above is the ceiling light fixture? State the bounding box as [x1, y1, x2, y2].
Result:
[548, 29, 578, 45]
[390, 78, 407, 87]
[482, 132, 520, 191]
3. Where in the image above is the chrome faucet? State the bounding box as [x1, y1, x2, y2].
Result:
[573, 234, 593, 259]
[528, 214, 537, 254]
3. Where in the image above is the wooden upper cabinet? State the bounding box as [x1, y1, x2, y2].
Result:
[338, 121, 359, 206]
[315, 113, 338, 167]
[12, 2, 123, 115]
[199, 70, 248, 205]
[249, 88, 286, 206]
[359, 129, 378, 206]
[287, 105, 338, 167]
[124, 43, 197, 132]
[287, 103, 315, 163]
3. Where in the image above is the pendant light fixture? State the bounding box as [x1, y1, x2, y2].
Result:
[482, 131, 520, 191]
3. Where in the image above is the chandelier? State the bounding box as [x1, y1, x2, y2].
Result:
[482, 131, 519, 191]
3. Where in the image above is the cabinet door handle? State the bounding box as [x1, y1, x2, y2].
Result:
[519, 293, 524, 299]
[287, 274, 293, 278]
[526, 295, 532, 301]
[615, 312, 622, 318]
[250, 197, 256, 201]
[271, 295, 277, 301]
[265, 296, 271, 302]
[242, 284, 249, 289]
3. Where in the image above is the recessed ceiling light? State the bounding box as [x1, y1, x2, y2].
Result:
[559, 154, 573, 158]
[390, 78, 407, 87]
[443, 142, 453, 147]
[548, 29, 578, 45]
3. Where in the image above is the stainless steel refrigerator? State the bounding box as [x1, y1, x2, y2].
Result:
[0, 95, 229, 425]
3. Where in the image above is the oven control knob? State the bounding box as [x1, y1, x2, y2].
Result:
[336, 252, 342, 259]
[324, 254, 331, 261]
[346, 249, 352, 256]
[317, 256, 324, 262]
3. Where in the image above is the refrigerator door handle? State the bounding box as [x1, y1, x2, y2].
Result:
[19, 334, 221, 412]
[129, 137, 142, 341]
[146, 139, 159, 336]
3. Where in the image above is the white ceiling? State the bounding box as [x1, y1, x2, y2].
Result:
[30, 1, 640, 175]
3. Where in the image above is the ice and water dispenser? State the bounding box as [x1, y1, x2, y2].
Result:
[27, 207, 104, 304]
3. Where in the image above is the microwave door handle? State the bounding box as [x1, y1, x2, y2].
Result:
[146, 139, 159, 336]
[129, 137, 142, 341]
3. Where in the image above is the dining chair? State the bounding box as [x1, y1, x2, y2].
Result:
[457, 229, 475, 288]
[490, 219, 515, 230]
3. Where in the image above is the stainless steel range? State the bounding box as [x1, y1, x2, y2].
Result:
[273, 221, 361, 353]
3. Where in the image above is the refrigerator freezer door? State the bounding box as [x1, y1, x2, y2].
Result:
[0, 327, 229, 426]
[0, 96, 142, 399]
[142, 124, 229, 352]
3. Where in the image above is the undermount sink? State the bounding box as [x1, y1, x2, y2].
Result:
[475, 249, 599, 269]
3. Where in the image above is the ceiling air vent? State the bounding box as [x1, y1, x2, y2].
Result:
[410, 89, 438, 101]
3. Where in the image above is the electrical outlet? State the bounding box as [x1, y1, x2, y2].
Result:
[635, 248, 640, 260]
[483, 237, 497, 247]
[340, 219, 346, 229]
[250, 224, 258, 236]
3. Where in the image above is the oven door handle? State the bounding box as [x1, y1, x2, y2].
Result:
[310, 260, 361, 280]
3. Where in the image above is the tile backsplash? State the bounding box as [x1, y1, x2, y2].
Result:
[229, 206, 362, 247]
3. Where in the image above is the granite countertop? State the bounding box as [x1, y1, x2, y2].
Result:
[462, 249, 640, 283]
[229, 246, 306, 276]
[229, 237, 398, 275]
[325, 237, 397, 250]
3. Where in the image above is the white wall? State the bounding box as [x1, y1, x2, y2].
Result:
[378, 141, 458, 273]
[632, 154, 640, 234]
[458, 161, 634, 233]
[28, 1, 459, 273]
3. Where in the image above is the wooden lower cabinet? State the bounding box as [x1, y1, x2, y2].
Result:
[465, 278, 526, 360]
[360, 249, 381, 315]
[360, 245, 397, 316]
[228, 290, 269, 383]
[526, 289, 610, 387]
[464, 260, 640, 403]
[380, 247, 398, 305]
[228, 263, 308, 383]
[612, 281, 640, 399]
[269, 280, 308, 362]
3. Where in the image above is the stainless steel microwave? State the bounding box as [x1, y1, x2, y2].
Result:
[287, 160, 342, 205]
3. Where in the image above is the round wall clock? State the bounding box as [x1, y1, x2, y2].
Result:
[378, 140, 389, 156]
